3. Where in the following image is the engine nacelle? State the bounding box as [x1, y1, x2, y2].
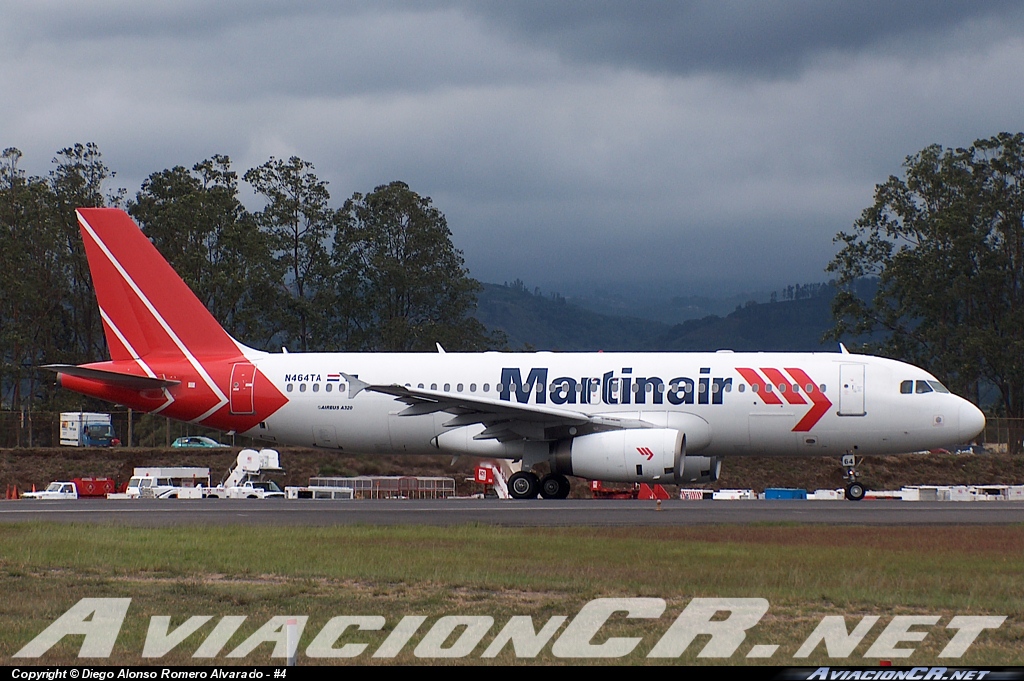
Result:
[677, 454, 721, 484]
[552, 428, 720, 484]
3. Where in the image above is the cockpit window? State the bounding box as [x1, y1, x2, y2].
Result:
[928, 380, 950, 393]
[915, 380, 933, 394]
[900, 380, 913, 394]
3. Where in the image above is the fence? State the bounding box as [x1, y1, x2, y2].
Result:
[2, 410, 1021, 453]
[0, 410, 271, 449]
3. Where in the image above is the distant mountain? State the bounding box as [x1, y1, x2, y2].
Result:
[475, 281, 842, 352]
[653, 295, 837, 352]
[566, 290, 772, 325]
[475, 282, 666, 351]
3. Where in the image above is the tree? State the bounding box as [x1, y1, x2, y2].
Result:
[47, 143, 125, 363]
[828, 132, 1024, 450]
[129, 156, 279, 348]
[0, 148, 64, 417]
[244, 157, 335, 352]
[337, 181, 493, 351]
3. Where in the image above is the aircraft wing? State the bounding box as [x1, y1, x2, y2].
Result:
[345, 374, 654, 441]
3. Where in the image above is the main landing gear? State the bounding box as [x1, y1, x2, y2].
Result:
[508, 471, 571, 499]
[841, 453, 866, 502]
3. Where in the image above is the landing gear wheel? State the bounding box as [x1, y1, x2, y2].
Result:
[845, 482, 866, 502]
[540, 473, 571, 499]
[509, 472, 540, 500]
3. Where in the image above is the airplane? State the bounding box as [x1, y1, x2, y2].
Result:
[46, 208, 986, 501]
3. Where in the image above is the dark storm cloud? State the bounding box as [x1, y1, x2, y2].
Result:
[3, 2, 1024, 295]
[464, 0, 1024, 77]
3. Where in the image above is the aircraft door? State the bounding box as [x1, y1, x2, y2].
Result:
[838, 364, 866, 416]
[229, 362, 256, 415]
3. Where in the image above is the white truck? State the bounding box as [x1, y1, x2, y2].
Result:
[204, 449, 285, 499]
[124, 467, 211, 499]
[23, 482, 79, 500]
[23, 478, 117, 500]
[60, 412, 118, 447]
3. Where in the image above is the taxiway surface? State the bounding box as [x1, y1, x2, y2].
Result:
[2, 498, 1023, 526]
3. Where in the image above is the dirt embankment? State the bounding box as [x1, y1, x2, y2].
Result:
[1, 447, 1022, 497]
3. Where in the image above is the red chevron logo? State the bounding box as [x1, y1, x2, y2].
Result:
[636, 447, 655, 460]
[736, 367, 833, 432]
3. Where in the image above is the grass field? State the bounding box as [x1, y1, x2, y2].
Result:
[1, 522, 1021, 665]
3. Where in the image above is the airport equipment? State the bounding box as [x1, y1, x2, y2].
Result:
[59, 412, 116, 447]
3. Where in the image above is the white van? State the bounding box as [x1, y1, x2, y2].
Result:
[125, 467, 210, 499]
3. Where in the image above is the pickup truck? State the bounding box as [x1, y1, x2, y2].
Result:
[23, 482, 79, 500]
[22, 478, 117, 500]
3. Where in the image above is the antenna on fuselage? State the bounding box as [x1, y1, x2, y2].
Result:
[839, 343, 850, 354]
[436, 343, 446, 354]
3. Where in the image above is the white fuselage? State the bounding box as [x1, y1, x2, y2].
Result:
[242, 350, 984, 459]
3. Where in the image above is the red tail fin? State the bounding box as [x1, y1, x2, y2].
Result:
[76, 208, 243, 361]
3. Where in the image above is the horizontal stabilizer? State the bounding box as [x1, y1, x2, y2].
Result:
[44, 364, 181, 390]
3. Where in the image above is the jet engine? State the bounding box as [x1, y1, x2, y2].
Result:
[551, 428, 721, 484]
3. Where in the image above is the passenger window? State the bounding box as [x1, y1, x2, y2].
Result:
[470, 383, 477, 392]
[418, 383, 424, 389]
[457, 383, 463, 392]
[444, 383, 451, 392]
[431, 383, 437, 390]
[286, 384, 293, 392]
[805, 383, 814, 393]
[299, 384, 306, 392]
[325, 384, 332, 392]
[900, 380, 913, 394]
[484, 383, 490, 392]
[312, 384, 319, 392]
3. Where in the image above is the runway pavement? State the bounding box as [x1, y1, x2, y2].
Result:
[1, 498, 1023, 526]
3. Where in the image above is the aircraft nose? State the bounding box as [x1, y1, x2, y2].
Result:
[958, 401, 986, 442]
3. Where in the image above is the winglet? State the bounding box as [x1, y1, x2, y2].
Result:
[342, 373, 368, 398]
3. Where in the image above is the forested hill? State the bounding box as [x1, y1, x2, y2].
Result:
[651, 295, 838, 352]
[474, 283, 666, 350]
[475, 282, 839, 352]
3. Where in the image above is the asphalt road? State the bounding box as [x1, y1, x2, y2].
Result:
[2, 498, 1023, 526]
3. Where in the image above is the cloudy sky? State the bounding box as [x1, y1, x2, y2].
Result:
[3, 1, 1023, 296]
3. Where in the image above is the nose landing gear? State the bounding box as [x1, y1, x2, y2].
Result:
[842, 453, 866, 501]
